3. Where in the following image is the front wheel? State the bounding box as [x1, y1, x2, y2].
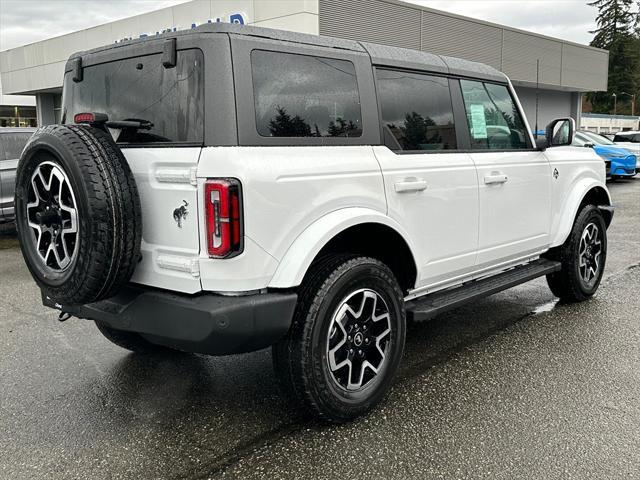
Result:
[273, 255, 406, 423]
[546, 204, 607, 302]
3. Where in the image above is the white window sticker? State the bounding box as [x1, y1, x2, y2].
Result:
[469, 104, 488, 139]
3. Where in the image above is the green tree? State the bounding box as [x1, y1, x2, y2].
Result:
[588, 0, 635, 47]
[587, 0, 640, 114]
[268, 106, 312, 137]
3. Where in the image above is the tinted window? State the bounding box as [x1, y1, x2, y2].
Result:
[1, 132, 33, 160]
[251, 50, 362, 138]
[376, 69, 456, 151]
[460, 80, 528, 150]
[614, 133, 640, 143]
[62, 49, 204, 144]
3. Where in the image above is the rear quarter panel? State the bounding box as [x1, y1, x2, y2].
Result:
[197, 146, 387, 292]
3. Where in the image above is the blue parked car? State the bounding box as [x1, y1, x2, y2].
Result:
[573, 131, 637, 179]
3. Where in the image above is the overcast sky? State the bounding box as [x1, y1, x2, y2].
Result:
[0, 0, 601, 52]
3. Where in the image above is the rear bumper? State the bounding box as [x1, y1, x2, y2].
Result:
[42, 286, 297, 355]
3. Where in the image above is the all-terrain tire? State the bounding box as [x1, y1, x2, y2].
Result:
[273, 255, 406, 423]
[14, 124, 142, 305]
[546, 204, 607, 302]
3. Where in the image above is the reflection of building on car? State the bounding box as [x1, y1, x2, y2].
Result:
[0, 127, 36, 222]
[612, 131, 640, 168]
[573, 130, 637, 179]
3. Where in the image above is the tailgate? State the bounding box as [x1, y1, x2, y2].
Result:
[123, 147, 202, 293]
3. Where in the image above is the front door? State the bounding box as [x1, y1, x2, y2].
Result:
[373, 69, 479, 290]
[458, 79, 551, 269]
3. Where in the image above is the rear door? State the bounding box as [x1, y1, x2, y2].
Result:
[62, 47, 206, 293]
[458, 79, 551, 270]
[373, 69, 479, 290]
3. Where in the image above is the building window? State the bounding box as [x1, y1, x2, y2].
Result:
[0, 105, 37, 127]
[460, 80, 528, 150]
[251, 50, 362, 138]
[376, 69, 457, 151]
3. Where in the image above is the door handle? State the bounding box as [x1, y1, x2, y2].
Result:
[484, 172, 508, 185]
[394, 178, 428, 193]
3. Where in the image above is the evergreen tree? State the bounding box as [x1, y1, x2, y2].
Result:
[268, 106, 312, 137]
[588, 0, 635, 48]
[586, 0, 640, 114]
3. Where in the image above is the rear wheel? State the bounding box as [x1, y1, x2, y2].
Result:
[546, 204, 607, 302]
[273, 255, 406, 423]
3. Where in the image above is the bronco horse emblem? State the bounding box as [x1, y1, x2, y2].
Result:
[173, 200, 189, 228]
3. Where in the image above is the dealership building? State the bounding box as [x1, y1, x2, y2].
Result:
[0, 0, 609, 128]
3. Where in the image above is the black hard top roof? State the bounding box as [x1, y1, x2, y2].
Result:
[69, 22, 507, 83]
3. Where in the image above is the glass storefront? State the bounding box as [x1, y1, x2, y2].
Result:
[0, 105, 37, 127]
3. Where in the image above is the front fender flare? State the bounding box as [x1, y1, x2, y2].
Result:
[268, 207, 418, 289]
[550, 178, 611, 247]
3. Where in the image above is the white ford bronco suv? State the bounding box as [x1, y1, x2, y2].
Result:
[15, 24, 613, 422]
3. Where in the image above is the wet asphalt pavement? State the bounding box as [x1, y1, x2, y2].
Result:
[1, 179, 639, 480]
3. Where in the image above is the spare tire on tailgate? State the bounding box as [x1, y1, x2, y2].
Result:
[14, 124, 142, 305]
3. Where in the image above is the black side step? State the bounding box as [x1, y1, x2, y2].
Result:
[406, 259, 561, 322]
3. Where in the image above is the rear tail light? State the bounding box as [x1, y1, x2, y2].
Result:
[205, 179, 243, 258]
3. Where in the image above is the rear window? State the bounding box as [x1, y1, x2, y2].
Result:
[251, 50, 362, 138]
[62, 49, 204, 144]
[1, 132, 33, 160]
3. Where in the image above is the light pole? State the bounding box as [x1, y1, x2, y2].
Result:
[619, 92, 636, 116]
[612, 93, 617, 115]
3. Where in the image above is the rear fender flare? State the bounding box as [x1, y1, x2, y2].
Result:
[268, 208, 418, 289]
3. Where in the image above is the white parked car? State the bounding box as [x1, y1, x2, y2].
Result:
[612, 131, 640, 168]
[14, 24, 613, 422]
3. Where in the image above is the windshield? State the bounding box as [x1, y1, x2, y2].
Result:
[573, 132, 591, 147]
[62, 49, 204, 144]
[580, 130, 615, 146]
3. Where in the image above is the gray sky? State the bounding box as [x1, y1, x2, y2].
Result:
[0, 0, 600, 52]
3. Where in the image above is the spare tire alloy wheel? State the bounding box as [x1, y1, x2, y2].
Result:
[326, 288, 392, 391]
[15, 125, 142, 305]
[26, 161, 79, 272]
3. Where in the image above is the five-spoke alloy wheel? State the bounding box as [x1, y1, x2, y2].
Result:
[26, 161, 79, 272]
[273, 255, 406, 423]
[546, 204, 608, 302]
[578, 222, 602, 288]
[326, 289, 391, 391]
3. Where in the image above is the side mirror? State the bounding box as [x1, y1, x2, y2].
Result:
[545, 118, 575, 148]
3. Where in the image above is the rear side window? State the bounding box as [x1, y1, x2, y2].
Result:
[460, 80, 529, 150]
[1, 133, 32, 160]
[376, 69, 457, 151]
[63, 49, 204, 144]
[251, 50, 362, 138]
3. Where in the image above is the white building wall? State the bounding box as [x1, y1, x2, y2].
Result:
[0, 0, 318, 96]
[581, 114, 640, 134]
[515, 87, 581, 132]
